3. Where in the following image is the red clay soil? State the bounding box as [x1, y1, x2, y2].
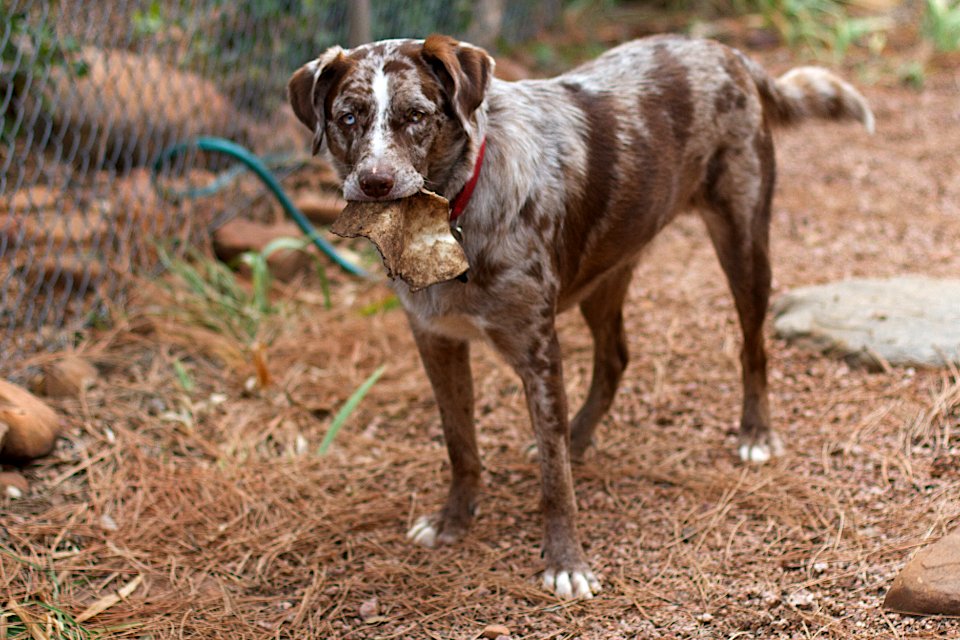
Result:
[2, 42, 960, 640]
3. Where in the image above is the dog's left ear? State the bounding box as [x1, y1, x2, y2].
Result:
[288, 46, 351, 155]
[421, 34, 494, 129]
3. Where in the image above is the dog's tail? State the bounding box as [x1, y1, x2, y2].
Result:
[744, 58, 875, 134]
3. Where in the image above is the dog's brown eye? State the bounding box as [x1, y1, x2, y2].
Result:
[407, 110, 425, 124]
[339, 113, 357, 127]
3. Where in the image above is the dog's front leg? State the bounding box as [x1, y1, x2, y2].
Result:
[406, 318, 481, 548]
[489, 322, 601, 599]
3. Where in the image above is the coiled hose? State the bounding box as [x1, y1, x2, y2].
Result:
[152, 136, 367, 278]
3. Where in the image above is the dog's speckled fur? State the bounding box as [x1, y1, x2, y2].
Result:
[289, 34, 873, 598]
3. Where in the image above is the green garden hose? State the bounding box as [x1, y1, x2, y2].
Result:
[151, 136, 367, 278]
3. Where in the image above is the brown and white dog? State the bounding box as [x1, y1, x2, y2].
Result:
[288, 34, 873, 599]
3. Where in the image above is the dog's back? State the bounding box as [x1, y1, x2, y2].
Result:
[450, 36, 872, 310]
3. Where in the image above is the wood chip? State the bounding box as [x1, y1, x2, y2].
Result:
[74, 574, 143, 623]
[482, 623, 510, 638]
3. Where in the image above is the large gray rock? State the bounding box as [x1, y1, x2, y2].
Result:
[773, 277, 960, 369]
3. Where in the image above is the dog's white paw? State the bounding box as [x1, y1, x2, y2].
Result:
[738, 432, 783, 465]
[406, 515, 438, 548]
[739, 443, 771, 464]
[542, 568, 601, 599]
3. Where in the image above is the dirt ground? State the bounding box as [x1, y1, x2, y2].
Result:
[3, 22, 960, 640]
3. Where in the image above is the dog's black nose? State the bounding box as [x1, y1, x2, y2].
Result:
[358, 172, 395, 198]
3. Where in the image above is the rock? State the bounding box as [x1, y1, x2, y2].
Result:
[42, 355, 99, 398]
[0, 211, 110, 247]
[212, 219, 313, 282]
[773, 277, 960, 369]
[786, 590, 816, 609]
[0, 471, 29, 495]
[884, 527, 960, 615]
[22, 46, 252, 169]
[482, 624, 511, 639]
[9, 254, 106, 292]
[358, 597, 379, 621]
[0, 379, 62, 462]
[293, 193, 346, 226]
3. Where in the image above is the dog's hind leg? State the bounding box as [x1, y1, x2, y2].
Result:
[569, 263, 635, 460]
[698, 130, 782, 464]
[406, 321, 481, 547]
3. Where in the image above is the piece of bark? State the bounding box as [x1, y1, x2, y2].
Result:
[331, 190, 469, 291]
[0, 379, 62, 462]
[884, 527, 960, 615]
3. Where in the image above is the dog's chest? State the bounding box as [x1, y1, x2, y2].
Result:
[396, 284, 490, 340]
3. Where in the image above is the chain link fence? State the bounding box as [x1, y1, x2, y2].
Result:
[0, 0, 559, 377]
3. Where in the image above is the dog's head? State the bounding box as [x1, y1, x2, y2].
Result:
[288, 35, 493, 202]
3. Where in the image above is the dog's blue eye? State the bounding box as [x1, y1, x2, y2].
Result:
[339, 113, 356, 127]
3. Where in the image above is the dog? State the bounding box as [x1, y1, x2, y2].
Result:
[288, 34, 873, 599]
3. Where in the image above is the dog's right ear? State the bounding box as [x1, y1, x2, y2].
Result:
[421, 35, 494, 131]
[288, 46, 350, 155]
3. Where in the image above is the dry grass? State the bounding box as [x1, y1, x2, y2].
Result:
[3, 45, 960, 640]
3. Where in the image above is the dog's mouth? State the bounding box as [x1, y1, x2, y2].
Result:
[330, 190, 469, 291]
[343, 189, 420, 203]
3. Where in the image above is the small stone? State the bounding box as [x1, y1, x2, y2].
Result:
[146, 398, 167, 415]
[884, 526, 960, 615]
[482, 624, 510, 639]
[358, 597, 379, 621]
[786, 590, 816, 609]
[42, 355, 98, 398]
[0, 471, 29, 494]
[295, 434, 308, 455]
[5, 485, 23, 499]
[695, 612, 713, 623]
[100, 513, 119, 531]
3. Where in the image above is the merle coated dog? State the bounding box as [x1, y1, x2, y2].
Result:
[288, 34, 873, 598]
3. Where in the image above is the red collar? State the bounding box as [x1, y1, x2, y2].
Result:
[449, 139, 486, 222]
